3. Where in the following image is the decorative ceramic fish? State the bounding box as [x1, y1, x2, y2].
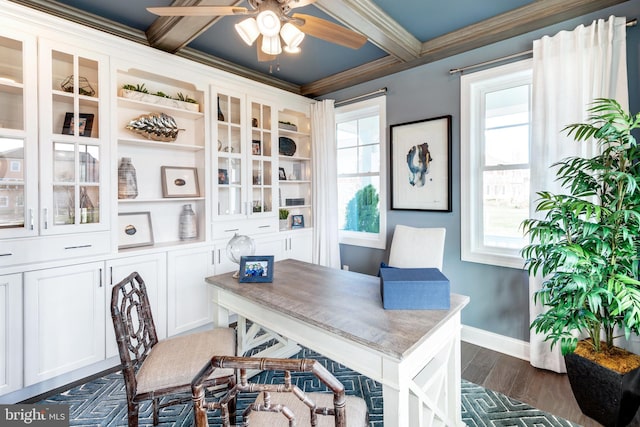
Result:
[126, 112, 184, 142]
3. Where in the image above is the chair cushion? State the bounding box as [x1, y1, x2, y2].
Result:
[136, 328, 235, 394]
[247, 391, 368, 426]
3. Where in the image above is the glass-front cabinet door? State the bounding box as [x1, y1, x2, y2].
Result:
[215, 89, 245, 218]
[249, 98, 275, 216]
[38, 39, 109, 235]
[0, 30, 38, 239]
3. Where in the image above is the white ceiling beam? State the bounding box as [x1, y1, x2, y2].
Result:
[314, 0, 421, 62]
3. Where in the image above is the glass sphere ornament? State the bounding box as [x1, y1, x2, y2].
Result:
[226, 233, 255, 278]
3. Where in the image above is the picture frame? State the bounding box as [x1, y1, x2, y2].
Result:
[62, 112, 94, 137]
[252, 139, 261, 155]
[291, 214, 304, 228]
[161, 166, 200, 198]
[278, 167, 287, 181]
[118, 212, 154, 249]
[390, 115, 452, 212]
[218, 168, 229, 185]
[238, 255, 274, 283]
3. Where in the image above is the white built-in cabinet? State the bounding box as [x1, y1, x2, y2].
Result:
[105, 253, 167, 359]
[0, 273, 22, 396]
[0, 0, 316, 402]
[167, 246, 215, 336]
[23, 262, 105, 386]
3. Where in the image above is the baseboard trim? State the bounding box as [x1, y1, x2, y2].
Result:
[461, 325, 530, 362]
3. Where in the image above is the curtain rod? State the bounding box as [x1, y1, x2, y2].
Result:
[449, 18, 637, 75]
[334, 87, 387, 106]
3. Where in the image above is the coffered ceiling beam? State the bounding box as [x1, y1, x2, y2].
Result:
[303, 0, 629, 97]
[314, 0, 421, 62]
[146, 0, 243, 53]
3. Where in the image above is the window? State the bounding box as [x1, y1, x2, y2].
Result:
[336, 96, 387, 249]
[460, 60, 532, 268]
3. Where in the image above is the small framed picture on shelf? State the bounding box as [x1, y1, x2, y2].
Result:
[252, 140, 261, 155]
[291, 214, 304, 229]
[62, 112, 94, 137]
[278, 167, 287, 181]
[218, 168, 229, 185]
[161, 166, 200, 198]
[239, 255, 274, 283]
[118, 212, 154, 249]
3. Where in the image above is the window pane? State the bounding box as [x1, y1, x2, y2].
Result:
[358, 144, 380, 173]
[358, 116, 379, 145]
[54, 142, 75, 182]
[337, 147, 357, 174]
[485, 85, 529, 127]
[337, 121, 357, 149]
[79, 144, 100, 183]
[482, 169, 529, 249]
[484, 124, 529, 166]
[337, 176, 380, 233]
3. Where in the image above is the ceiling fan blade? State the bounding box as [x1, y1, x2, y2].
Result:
[146, 6, 248, 16]
[288, 0, 317, 8]
[292, 13, 367, 49]
[256, 35, 277, 62]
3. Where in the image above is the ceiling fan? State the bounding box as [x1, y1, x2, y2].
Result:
[147, 0, 368, 61]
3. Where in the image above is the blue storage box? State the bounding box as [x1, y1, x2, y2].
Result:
[379, 267, 450, 310]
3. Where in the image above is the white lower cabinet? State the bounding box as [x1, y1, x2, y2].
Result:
[283, 229, 313, 262]
[105, 253, 167, 359]
[23, 262, 105, 386]
[0, 273, 22, 396]
[167, 246, 215, 336]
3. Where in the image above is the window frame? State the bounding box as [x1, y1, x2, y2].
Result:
[335, 96, 387, 249]
[460, 59, 532, 269]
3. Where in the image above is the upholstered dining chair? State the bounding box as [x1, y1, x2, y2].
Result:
[192, 356, 369, 427]
[387, 225, 446, 270]
[111, 271, 237, 427]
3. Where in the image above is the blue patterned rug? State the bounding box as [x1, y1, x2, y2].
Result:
[37, 347, 580, 426]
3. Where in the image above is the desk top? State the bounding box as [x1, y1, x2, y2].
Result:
[206, 259, 469, 360]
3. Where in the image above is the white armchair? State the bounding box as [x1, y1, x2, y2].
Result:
[387, 225, 446, 270]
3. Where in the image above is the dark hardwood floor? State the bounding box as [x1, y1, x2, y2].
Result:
[461, 341, 640, 426]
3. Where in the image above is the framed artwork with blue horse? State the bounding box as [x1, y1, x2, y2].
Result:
[390, 115, 451, 211]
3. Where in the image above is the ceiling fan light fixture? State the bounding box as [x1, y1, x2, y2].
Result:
[261, 34, 282, 55]
[283, 45, 301, 54]
[235, 18, 260, 46]
[256, 9, 281, 37]
[280, 22, 304, 49]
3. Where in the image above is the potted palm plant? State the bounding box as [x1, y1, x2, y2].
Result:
[521, 98, 640, 427]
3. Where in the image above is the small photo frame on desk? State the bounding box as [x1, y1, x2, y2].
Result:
[161, 166, 200, 198]
[291, 214, 304, 228]
[118, 212, 154, 249]
[62, 113, 94, 137]
[239, 255, 274, 283]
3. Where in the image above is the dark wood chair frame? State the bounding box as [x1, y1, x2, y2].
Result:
[111, 271, 236, 427]
[192, 355, 366, 427]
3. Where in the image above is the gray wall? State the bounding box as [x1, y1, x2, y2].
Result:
[326, 1, 640, 342]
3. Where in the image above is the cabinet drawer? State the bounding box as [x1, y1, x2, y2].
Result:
[0, 232, 111, 268]
[212, 218, 277, 240]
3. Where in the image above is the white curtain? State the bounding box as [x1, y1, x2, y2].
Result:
[310, 99, 341, 268]
[529, 15, 628, 372]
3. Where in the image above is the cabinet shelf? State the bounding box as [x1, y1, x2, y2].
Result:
[118, 137, 204, 151]
[0, 81, 23, 93]
[280, 204, 312, 209]
[279, 155, 311, 161]
[118, 197, 205, 203]
[118, 96, 204, 120]
[278, 180, 311, 184]
[278, 128, 310, 137]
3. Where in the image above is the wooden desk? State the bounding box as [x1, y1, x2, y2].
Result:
[206, 259, 469, 427]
